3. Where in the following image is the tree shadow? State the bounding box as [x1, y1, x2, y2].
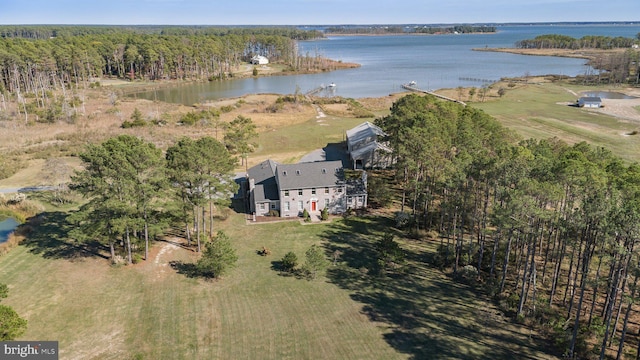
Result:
[169, 260, 199, 278]
[320, 216, 557, 360]
[20, 211, 109, 261]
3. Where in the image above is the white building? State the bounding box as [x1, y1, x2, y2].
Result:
[250, 55, 269, 65]
[578, 96, 602, 108]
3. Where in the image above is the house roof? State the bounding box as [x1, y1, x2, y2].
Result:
[346, 121, 387, 147]
[276, 160, 344, 190]
[350, 141, 393, 160]
[248, 159, 279, 201]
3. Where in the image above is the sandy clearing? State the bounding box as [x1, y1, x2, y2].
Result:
[595, 97, 640, 122]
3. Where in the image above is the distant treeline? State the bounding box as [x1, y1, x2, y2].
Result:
[0, 25, 323, 40]
[515, 33, 640, 49]
[414, 25, 496, 34]
[325, 25, 496, 35]
[0, 26, 325, 97]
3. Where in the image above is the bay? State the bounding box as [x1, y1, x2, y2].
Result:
[131, 24, 640, 104]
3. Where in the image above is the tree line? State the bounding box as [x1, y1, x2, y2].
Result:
[375, 93, 640, 359]
[68, 113, 255, 268]
[515, 34, 639, 50]
[514, 33, 640, 85]
[325, 25, 496, 35]
[0, 26, 322, 95]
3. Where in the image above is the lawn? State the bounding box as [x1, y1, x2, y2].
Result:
[472, 82, 640, 162]
[0, 209, 557, 359]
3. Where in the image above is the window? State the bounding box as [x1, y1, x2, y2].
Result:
[324, 198, 330, 208]
[283, 170, 288, 176]
[296, 170, 301, 176]
[324, 187, 329, 194]
[260, 203, 266, 210]
[298, 201, 303, 210]
[284, 202, 290, 211]
[271, 203, 276, 209]
[298, 189, 303, 196]
[337, 187, 343, 193]
[322, 168, 327, 174]
[311, 188, 316, 195]
[284, 190, 289, 197]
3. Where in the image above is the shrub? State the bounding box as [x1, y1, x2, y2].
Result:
[394, 211, 411, 228]
[433, 244, 455, 268]
[320, 207, 329, 221]
[132, 253, 143, 264]
[281, 251, 298, 272]
[302, 208, 310, 222]
[267, 209, 279, 217]
[457, 265, 479, 284]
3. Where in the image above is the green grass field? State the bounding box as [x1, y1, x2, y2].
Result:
[473, 82, 640, 163]
[0, 210, 557, 360]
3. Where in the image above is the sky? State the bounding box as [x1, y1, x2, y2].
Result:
[0, 0, 637, 25]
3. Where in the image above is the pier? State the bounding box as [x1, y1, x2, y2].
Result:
[401, 83, 466, 106]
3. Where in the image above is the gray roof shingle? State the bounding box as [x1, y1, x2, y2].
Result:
[248, 159, 279, 201]
[276, 160, 344, 190]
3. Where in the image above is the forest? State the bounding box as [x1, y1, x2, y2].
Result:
[515, 34, 640, 50]
[0, 26, 323, 96]
[374, 94, 640, 359]
[514, 34, 640, 85]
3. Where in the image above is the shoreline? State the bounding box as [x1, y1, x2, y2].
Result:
[472, 47, 631, 61]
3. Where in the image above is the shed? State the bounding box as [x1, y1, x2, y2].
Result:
[578, 96, 602, 108]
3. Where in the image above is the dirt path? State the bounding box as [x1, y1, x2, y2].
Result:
[151, 242, 180, 280]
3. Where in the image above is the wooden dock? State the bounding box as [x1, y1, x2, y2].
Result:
[401, 84, 466, 106]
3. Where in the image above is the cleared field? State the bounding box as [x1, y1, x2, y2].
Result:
[0, 210, 557, 359]
[472, 82, 640, 162]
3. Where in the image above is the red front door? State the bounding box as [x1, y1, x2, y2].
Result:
[311, 201, 317, 211]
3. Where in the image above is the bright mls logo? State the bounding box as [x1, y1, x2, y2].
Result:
[1, 341, 58, 359]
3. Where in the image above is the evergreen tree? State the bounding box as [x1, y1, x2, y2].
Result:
[197, 231, 238, 278]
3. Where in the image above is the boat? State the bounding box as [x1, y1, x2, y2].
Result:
[328, 82, 336, 88]
[408, 81, 417, 86]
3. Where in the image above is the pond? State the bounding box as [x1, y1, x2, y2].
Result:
[581, 91, 637, 99]
[0, 217, 20, 244]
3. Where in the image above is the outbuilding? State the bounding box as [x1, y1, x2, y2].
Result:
[578, 96, 602, 108]
[250, 55, 269, 65]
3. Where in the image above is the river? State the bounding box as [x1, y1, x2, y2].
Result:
[131, 24, 640, 104]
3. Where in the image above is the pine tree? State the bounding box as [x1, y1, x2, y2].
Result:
[197, 231, 238, 278]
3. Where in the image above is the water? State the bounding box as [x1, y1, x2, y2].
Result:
[0, 217, 19, 244]
[581, 91, 637, 99]
[132, 24, 640, 104]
